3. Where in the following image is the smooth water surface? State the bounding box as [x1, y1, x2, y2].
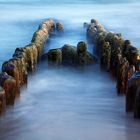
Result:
[0, 0, 140, 140]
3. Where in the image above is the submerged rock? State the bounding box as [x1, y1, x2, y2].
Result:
[48, 49, 62, 66]
[62, 44, 78, 66]
[43, 42, 97, 67]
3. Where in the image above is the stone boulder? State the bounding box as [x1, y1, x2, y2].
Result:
[41, 42, 97, 67]
[48, 49, 62, 66]
[62, 44, 78, 66]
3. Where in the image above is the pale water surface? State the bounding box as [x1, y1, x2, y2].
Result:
[0, 0, 140, 140]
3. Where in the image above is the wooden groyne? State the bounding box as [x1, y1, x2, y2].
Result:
[1, 18, 140, 119]
[0, 19, 62, 114]
[86, 19, 140, 118]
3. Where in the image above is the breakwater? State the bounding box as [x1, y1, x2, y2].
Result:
[86, 19, 140, 118]
[0, 19, 61, 114]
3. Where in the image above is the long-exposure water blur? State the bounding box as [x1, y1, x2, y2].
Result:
[0, 0, 140, 140]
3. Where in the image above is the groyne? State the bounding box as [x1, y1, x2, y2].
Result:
[86, 19, 140, 118]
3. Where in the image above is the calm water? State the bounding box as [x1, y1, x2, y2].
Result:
[0, 1, 140, 140]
